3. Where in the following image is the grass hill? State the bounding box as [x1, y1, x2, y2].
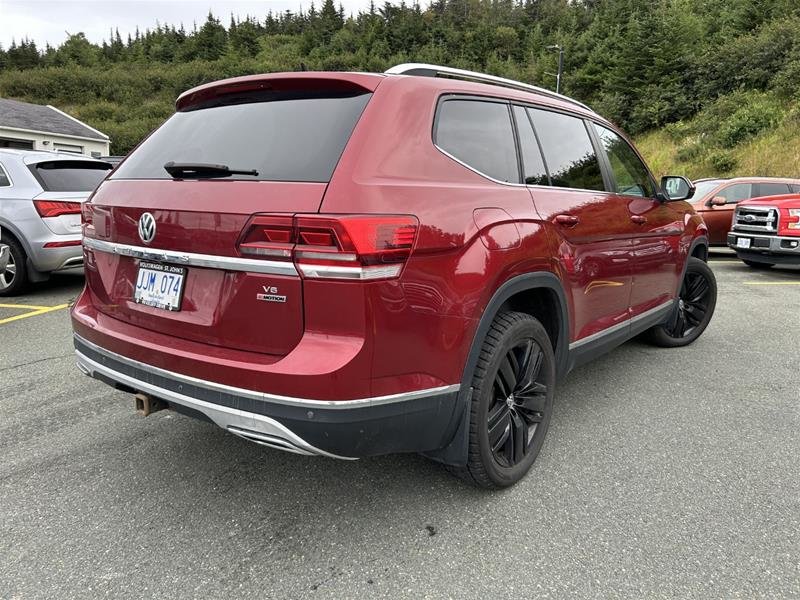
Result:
[636, 92, 800, 179]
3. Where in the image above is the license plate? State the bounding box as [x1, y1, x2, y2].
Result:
[134, 262, 186, 311]
[737, 237, 751, 249]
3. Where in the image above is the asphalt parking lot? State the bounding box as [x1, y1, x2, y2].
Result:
[1, 256, 798, 599]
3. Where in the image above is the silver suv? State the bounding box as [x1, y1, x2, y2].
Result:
[0, 150, 112, 295]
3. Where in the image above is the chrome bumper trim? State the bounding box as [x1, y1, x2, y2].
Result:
[75, 351, 355, 459]
[569, 299, 674, 351]
[83, 237, 298, 277]
[74, 333, 460, 409]
[728, 232, 800, 255]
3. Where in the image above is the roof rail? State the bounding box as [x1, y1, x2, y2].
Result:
[385, 63, 591, 112]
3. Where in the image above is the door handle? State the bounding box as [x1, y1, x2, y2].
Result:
[554, 214, 580, 227]
[630, 215, 647, 225]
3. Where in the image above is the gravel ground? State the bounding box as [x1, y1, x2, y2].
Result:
[1, 258, 798, 599]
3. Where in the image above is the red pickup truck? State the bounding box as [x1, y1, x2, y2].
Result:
[728, 194, 800, 267]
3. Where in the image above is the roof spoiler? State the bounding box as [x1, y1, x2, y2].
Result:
[176, 72, 382, 111]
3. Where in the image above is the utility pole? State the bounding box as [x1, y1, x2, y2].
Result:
[546, 44, 564, 94]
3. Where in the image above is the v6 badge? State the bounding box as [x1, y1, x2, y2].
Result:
[257, 285, 287, 303]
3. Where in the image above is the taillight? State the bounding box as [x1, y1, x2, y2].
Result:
[81, 202, 95, 237]
[33, 200, 82, 218]
[238, 215, 294, 259]
[237, 214, 419, 280]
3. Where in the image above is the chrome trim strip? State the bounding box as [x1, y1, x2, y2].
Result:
[75, 351, 355, 460]
[386, 63, 592, 111]
[297, 262, 402, 280]
[433, 144, 526, 188]
[74, 333, 460, 409]
[83, 237, 298, 277]
[568, 300, 674, 351]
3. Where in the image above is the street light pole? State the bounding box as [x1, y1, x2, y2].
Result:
[547, 44, 564, 94]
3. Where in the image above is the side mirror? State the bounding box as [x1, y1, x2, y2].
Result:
[660, 175, 695, 201]
[709, 196, 726, 207]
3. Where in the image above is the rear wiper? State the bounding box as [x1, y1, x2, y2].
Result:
[163, 161, 258, 178]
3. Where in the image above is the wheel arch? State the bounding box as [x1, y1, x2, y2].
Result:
[424, 271, 570, 467]
[690, 236, 709, 262]
[0, 218, 32, 255]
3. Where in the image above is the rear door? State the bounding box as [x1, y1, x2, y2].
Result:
[521, 106, 635, 342]
[83, 79, 374, 356]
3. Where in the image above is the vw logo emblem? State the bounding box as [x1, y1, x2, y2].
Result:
[138, 212, 156, 244]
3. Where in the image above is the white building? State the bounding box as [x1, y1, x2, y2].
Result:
[0, 98, 110, 158]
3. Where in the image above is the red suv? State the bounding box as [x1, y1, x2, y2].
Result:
[71, 64, 717, 488]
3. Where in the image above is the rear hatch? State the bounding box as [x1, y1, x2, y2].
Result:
[83, 74, 379, 356]
[28, 159, 112, 235]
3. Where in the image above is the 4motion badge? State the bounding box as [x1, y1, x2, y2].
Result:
[257, 285, 287, 303]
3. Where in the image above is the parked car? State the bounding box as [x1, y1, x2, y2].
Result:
[728, 193, 800, 267]
[689, 177, 800, 245]
[71, 65, 716, 488]
[0, 149, 113, 295]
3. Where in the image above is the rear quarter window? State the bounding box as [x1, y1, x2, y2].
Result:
[111, 91, 372, 183]
[434, 99, 519, 184]
[30, 161, 112, 192]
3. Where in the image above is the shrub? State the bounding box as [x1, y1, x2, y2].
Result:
[708, 150, 737, 173]
[718, 102, 782, 146]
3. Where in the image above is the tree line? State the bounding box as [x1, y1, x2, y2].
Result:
[1, 0, 799, 154]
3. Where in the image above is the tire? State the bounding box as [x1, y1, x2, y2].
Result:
[742, 259, 774, 269]
[0, 234, 29, 297]
[645, 257, 716, 348]
[448, 311, 556, 489]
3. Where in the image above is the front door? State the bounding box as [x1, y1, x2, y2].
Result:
[518, 106, 635, 342]
[592, 124, 683, 316]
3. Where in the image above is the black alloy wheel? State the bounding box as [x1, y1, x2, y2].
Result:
[645, 256, 717, 347]
[487, 338, 548, 468]
[448, 311, 556, 489]
[666, 269, 712, 339]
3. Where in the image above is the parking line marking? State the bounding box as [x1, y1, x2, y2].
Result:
[743, 282, 800, 286]
[0, 302, 53, 310]
[0, 303, 69, 325]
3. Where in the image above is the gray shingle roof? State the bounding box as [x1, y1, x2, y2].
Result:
[0, 98, 108, 141]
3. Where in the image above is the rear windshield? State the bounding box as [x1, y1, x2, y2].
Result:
[30, 161, 112, 192]
[111, 91, 372, 183]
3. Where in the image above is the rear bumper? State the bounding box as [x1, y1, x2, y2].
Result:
[74, 334, 461, 458]
[727, 232, 800, 264]
[30, 237, 83, 272]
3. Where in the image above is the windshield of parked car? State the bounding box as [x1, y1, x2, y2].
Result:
[111, 91, 372, 183]
[692, 180, 725, 200]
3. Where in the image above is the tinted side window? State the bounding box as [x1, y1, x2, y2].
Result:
[756, 182, 791, 197]
[718, 183, 752, 204]
[0, 164, 9, 187]
[594, 125, 654, 197]
[436, 100, 519, 183]
[528, 108, 605, 191]
[513, 106, 549, 186]
[790, 184, 800, 193]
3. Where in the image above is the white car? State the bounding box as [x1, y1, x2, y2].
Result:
[0, 149, 112, 295]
